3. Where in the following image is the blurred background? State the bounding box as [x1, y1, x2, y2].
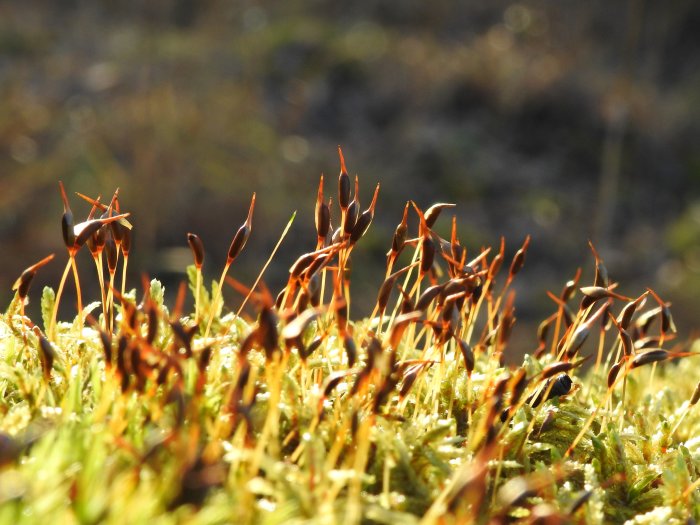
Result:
[2, 1, 700, 353]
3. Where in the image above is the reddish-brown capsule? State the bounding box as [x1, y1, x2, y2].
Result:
[415, 284, 444, 312]
[541, 361, 575, 380]
[110, 220, 129, 247]
[303, 335, 324, 360]
[13, 254, 55, 300]
[449, 215, 459, 254]
[61, 210, 76, 247]
[86, 230, 99, 256]
[457, 339, 474, 375]
[308, 273, 322, 307]
[325, 198, 335, 246]
[391, 202, 409, 254]
[304, 252, 333, 280]
[121, 226, 132, 257]
[72, 214, 129, 250]
[629, 348, 670, 369]
[275, 289, 286, 310]
[508, 235, 531, 279]
[187, 233, 205, 268]
[66, 190, 128, 252]
[333, 291, 348, 334]
[497, 292, 517, 348]
[344, 333, 357, 367]
[146, 302, 158, 345]
[420, 236, 435, 274]
[608, 312, 633, 356]
[365, 336, 383, 364]
[108, 194, 126, 242]
[351, 356, 375, 396]
[59, 181, 76, 248]
[449, 244, 466, 277]
[373, 374, 400, 413]
[598, 301, 613, 331]
[258, 307, 279, 361]
[565, 300, 611, 357]
[661, 305, 675, 334]
[337, 146, 351, 210]
[376, 278, 396, 315]
[131, 348, 146, 392]
[500, 369, 529, 422]
[647, 288, 677, 335]
[344, 176, 360, 236]
[375, 264, 415, 315]
[116, 334, 128, 375]
[34, 328, 56, 380]
[198, 346, 212, 373]
[588, 241, 609, 288]
[424, 202, 456, 228]
[510, 368, 529, 405]
[691, 382, 700, 406]
[388, 311, 422, 349]
[442, 276, 476, 297]
[561, 268, 582, 302]
[541, 356, 589, 381]
[488, 237, 505, 283]
[227, 226, 250, 262]
[635, 306, 661, 336]
[128, 306, 142, 334]
[97, 326, 112, 365]
[87, 225, 107, 257]
[634, 335, 666, 350]
[537, 313, 557, 346]
[96, 224, 108, 252]
[281, 309, 319, 342]
[350, 209, 370, 244]
[323, 371, 349, 398]
[396, 285, 415, 313]
[617, 292, 648, 330]
[410, 201, 435, 274]
[441, 291, 464, 326]
[289, 252, 318, 280]
[399, 364, 422, 398]
[227, 194, 255, 264]
[61, 184, 129, 253]
[607, 361, 623, 388]
[350, 183, 379, 245]
[105, 238, 118, 273]
[170, 320, 197, 357]
[315, 175, 330, 242]
[238, 330, 258, 359]
[579, 286, 630, 303]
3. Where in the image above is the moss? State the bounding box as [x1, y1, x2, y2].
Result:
[3, 173, 700, 524]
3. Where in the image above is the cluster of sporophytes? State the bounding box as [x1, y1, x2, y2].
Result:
[3, 150, 700, 525]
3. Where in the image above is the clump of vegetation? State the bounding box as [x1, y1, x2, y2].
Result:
[2, 150, 700, 524]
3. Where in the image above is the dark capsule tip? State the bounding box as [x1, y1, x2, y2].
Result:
[227, 225, 250, 263]
[349, 210, 373, 244]
[187, 233, 205, 267]
[315, 202, 330, 240]
[607, 362, 622, 388]
[17, 271, 35, 299]
[121, 227, 132, 256]
[691, 382, 700, 406]
[61, 212, 75, 248]
[105, 238, 118, 272]
[551, 374, 573, 396]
